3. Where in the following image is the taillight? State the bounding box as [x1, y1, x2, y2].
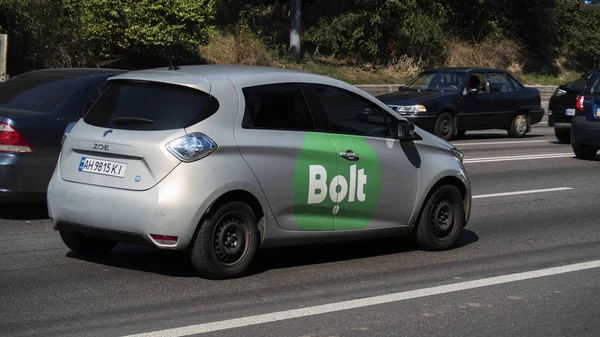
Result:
[166, 133, 217, 162]
[576, 95, 585, 111]
[0, 122, 33, 153]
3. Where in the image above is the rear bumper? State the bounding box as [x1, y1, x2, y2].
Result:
[571, 116, 600, 148]
[47, 160, 227, 250]
[0, 153, 54, 202]
[529, 108, 545, 125]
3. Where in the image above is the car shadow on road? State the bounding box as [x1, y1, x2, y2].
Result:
[64, 229, 479, 278]
[0, 202, 49, 220]
[247, 229, 479, 275]
[453, 132, 546, 141]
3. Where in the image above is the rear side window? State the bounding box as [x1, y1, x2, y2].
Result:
[488, 72, 514, 93]
[507, 75, 525, 91]
[84, 81, 218, 131]
[242, 83, 315, 131]
[0, 74, 79, 112]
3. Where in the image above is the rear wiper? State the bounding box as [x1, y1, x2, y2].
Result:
[112, 117, 155, 124]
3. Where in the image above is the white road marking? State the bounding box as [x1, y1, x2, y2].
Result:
[455, 140, 548, 146]
[473, 187, 573, 199]
[464, 152, 573, 163]
[122, 260, 600, 337]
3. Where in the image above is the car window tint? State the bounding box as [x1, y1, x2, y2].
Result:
[488, 72, 514, 93]
[84, 80, 218, 131]
[0, 74, 79, 112]
[311, 84, 391, 138]
[507, 75, 525, 91]
[79, 80, 109, 117]
[242, 83, 315, 131]
[569, 78, 587, 91]
[465, 72, 489, 94]
[590, 77, 600, 94]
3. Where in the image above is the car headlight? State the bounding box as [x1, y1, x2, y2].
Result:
[451, 147, 464, 163]
[394, 105, 427, 113]
[166, 133, 218, 162]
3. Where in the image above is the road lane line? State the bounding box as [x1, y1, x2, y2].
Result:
[473, 187, 573, 199]
[455, 140, 548, 146]
[464, 152, 573, 163]
[122, 260, 600, 337]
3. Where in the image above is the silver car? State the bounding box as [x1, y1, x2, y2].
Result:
[48, 65, 472, 279]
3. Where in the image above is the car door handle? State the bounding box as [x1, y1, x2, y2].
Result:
[340, 150, 360, 161]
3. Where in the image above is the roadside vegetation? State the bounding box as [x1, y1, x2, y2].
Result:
[1, 0, 600, 85]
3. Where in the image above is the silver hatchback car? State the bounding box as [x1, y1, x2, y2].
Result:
[48, 65, 472, 279]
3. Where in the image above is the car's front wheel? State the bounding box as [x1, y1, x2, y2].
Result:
[508, 113, 528, 138]
[434, 113, 455, 141]
[414, 185, 465, 251]
[189, 201, 259, 279]
[59, 230, 118, 255]
[554, 128, 571, 144]
[573, 143, 598, 160]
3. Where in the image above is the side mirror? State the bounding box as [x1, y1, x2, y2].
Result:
[464, 88, 478, 97]
[61, 121, 78, 146]
[397, 120, 415, 141]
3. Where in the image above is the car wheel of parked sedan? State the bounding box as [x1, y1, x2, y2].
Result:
[189, 201, 259, 279]
[414, 185, 464, 251]
[434, 113, 455, 141]
[554, 128, 571, 144]
[572, 143, 598, 160]
[508, 113, 528, 138]
[59, 230, 118, 255]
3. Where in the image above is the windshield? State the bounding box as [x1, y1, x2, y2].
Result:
[404, 71, 466, 92]
[0, 74, 79, 112]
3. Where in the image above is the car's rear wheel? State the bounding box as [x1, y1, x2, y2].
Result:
[572, 143, 598, 160]
[189, 201, 259, 279]
[508, 113, 528, 138]
[554, 128, 571, 144]
[59, 230, 118, 255]
[434, 113, 455, 141]
[414, 185, 464, 251]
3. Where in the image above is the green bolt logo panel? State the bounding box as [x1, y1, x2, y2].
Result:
[293, 132, 381, 231]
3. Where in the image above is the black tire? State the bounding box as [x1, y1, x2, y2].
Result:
[414, 185, 464, 251]
[508, 113, 528, 138]
[572, 143, 598, 160]
[434, 113, 455, 141]
[554, 128, 571, 144]
[59, 230, 117, 255]
[189, 202, 259, 279]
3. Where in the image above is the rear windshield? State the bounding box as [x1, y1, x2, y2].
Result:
[0, 74, 79, 112]
[83, 81, 218, 131]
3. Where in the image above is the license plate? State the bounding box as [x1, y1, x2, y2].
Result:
[78, 157, 127, 178]
[565, 109, 575, 116]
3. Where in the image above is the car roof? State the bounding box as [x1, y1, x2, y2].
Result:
[17, 68, 128, 79]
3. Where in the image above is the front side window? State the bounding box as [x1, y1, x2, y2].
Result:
[310, 84, 392, 138]
[242, 83, 315, 131]
[488, 72, 514, 93]
[404, 71, 465, 92]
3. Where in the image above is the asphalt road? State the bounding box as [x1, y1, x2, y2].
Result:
[2, 125, 600, 337]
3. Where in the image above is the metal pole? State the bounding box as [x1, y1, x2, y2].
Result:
[290, 0, 301, 60]
[0, 34, 7, 82]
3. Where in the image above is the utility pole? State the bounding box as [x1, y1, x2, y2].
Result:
[0, 34, 7, 82]
[290, 0, 301, 61]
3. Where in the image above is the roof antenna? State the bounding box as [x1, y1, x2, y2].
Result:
[167, 57, 180, 71]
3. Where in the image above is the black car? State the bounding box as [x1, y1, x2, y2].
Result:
[548, 74, 590, 144]
[377, 67, 545, 140]
[0, 68, 127, 202]
[571, 69, 600, 160]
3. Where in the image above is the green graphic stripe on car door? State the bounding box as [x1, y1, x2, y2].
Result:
[326, 133, 381, 230]
[293, 132, 381, 231]
[293, 132, 337, 231]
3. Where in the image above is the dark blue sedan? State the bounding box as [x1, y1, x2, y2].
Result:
[0, 68, 127, 202]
